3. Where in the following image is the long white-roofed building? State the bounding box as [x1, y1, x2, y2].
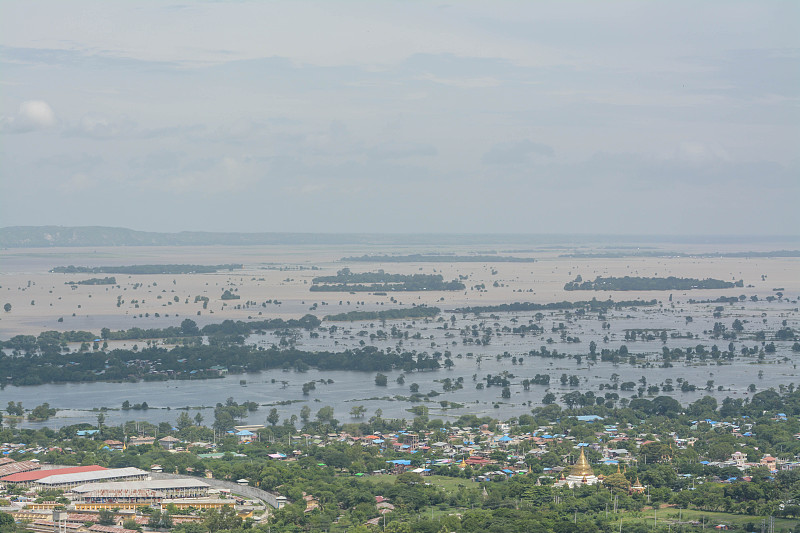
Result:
[34, 467, 148, 489]
[72, 478, 209, 499]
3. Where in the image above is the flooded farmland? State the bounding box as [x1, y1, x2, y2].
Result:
[1, 241, 798, 429]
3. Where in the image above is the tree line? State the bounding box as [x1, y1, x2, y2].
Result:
[311, 269, 465, 292]
[324, 307, 440, 322]
[564, 275, 744, 291]
[66, 277, 117, 285]
[0, 344, 442, 386]
[0, 315, 322, 350]
[454, 298, 658, 314]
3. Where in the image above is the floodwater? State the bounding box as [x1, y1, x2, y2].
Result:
[6, 298, 798, 430]
[1, 243, 798, 429]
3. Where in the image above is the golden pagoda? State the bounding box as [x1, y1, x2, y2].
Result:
[630, 476, 646, 494]
[556, 447, 599, 488]
[571, 448, 594, 478]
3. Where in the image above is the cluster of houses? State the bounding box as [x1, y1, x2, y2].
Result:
[1, 443, 62, 459]
[65, 415, 796, 482]
[721, 452, 780, 473]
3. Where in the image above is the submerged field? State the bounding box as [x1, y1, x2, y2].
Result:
[1, 240, 798, 429]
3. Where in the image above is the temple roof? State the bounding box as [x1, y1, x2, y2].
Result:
[571, 448, 594, 478]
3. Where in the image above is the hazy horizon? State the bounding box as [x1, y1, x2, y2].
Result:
[3, 225, 800, 249]
[2, 1, 798, 235]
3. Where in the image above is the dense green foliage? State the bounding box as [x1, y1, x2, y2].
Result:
[0, 344, 440, 385]
[28, 402, 57, 420]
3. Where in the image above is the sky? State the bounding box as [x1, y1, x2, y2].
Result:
[1, 1, 798, 236]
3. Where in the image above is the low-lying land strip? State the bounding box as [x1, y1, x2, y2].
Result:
[453, 298, 657, 314]
[324, 307, 440, 322]
[50, 264, 243, 275]
[341, 254, 536, 262]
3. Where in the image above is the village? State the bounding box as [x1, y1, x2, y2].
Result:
[1, 401, 796, 532]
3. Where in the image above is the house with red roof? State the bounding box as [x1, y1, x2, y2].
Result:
[2, 465, 108, 487]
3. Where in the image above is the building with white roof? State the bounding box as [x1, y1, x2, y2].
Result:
[72, 478, 209, 499]
[34, 467, 148, 489]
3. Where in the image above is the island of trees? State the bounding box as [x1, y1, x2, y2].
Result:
[0, 344, 441, 385]
[310, 269, 465, 292]
[50, 264, 243, 274]
[564, 275, 744, 291]
[66, 276, 117, 285]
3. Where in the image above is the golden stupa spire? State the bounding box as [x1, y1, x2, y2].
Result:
[571, 448, 594, 478]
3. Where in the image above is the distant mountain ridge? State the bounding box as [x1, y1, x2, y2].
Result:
[1, 226, 798, 248]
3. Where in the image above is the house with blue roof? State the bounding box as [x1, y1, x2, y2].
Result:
[575, 415, 603, 422]
[236, 429, 256, 443]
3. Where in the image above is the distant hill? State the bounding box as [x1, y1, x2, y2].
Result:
[1, 226, 798, 248]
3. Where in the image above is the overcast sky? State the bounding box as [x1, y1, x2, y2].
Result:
[1, 1, 797, 235]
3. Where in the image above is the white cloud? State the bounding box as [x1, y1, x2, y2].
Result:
[1, 100, 56, 133]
